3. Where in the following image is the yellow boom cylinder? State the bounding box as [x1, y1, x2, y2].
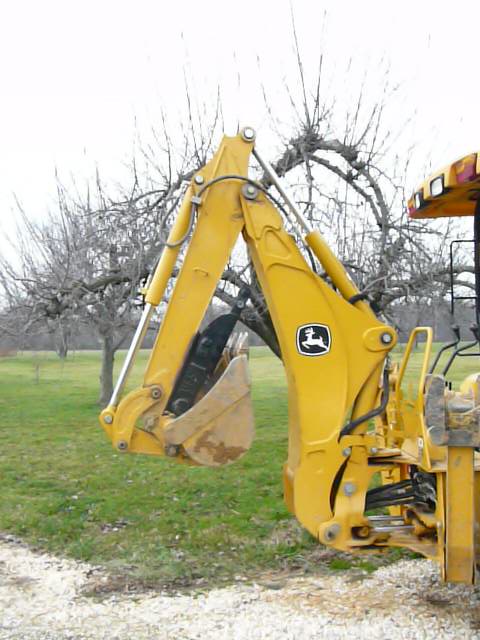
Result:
[306, 230, 374, 317]
[145, 185, 194, 306]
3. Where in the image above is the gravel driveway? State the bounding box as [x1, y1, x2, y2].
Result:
[1, 535, 480, 639]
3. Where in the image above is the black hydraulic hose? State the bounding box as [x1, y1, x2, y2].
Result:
[196, 174, 322, 272]
[340, 366, 390, 438]
[163, 174, 291, 251]
[366, 480, 413, 497]
[366, 494, 416, 510]
[196, 174, 291, 219]
[165, 203, 198, 248]
[367, 491, 416, 504]
[166, 173, 320, 270]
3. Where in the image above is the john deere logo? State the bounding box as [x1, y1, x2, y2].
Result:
[296, 324, 331, 356]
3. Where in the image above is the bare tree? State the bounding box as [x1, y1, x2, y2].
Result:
[244, 36, 473, 330]
[0, 108, 229, 405]
[1, 47, 473, 405]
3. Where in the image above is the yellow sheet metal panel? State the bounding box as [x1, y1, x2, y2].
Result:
[241, 191, 395, 537]
[445, 447, 475, 583]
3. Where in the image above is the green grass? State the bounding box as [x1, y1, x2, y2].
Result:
[0, 342, 478, 590]
[0, 348, 313, 589]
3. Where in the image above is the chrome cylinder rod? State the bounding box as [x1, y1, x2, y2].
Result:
[371, 525, 414, 534]
[368, 515, 405, 522]
[109, 303, 154, 407]
[253, 146, 366, 309]
[252, 147, 313, 235]
[109, 187, 195, 407]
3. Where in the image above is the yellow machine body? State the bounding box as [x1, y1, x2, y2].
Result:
[408, 151, 480, 218]
[100, 133, 480, 585]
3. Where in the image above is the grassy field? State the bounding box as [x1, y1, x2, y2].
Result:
[0, 343, 479, 591]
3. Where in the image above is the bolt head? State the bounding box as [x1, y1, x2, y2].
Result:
[117, 440, 128, 451]
[342, 447, 352, 457]
[356, 525, 371, 539]
[380, 332, 393, 345]
[324, 523, 340, 542]
[103, 414, 113, 424]
[241, 126, 256, 142]
[242, 184, 258, 200]
[151, 387, 162, 400]
[165, 444, 179, 457]
[343, 482, 357, 497]
[194, 174, 204, 185]
[370, 447, 378, 455]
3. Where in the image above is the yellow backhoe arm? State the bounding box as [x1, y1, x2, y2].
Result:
[99, 128, 395, 548]
[98, 131, 480, 585]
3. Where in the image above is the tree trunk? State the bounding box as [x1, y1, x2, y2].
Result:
[56, 342, 68, 359]
[54, 322, 70, 359]
[240, 308, 281, 359]
[99, 333, 115, 407]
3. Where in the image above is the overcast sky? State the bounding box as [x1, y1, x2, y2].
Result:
[1, 0, 479, 241]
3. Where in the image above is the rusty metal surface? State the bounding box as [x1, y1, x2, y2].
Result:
[425, 373, 480, 447]
[425, 374, 447, 445]
[446, 446, 475, 583]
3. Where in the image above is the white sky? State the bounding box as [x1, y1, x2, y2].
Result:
[1, 0, 479, 242]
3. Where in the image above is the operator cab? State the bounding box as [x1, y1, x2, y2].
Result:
[407, 152, 480, 448]
[408, 152, 480, 371]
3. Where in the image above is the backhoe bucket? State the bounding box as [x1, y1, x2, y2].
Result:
[163, 355, 254, 466]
